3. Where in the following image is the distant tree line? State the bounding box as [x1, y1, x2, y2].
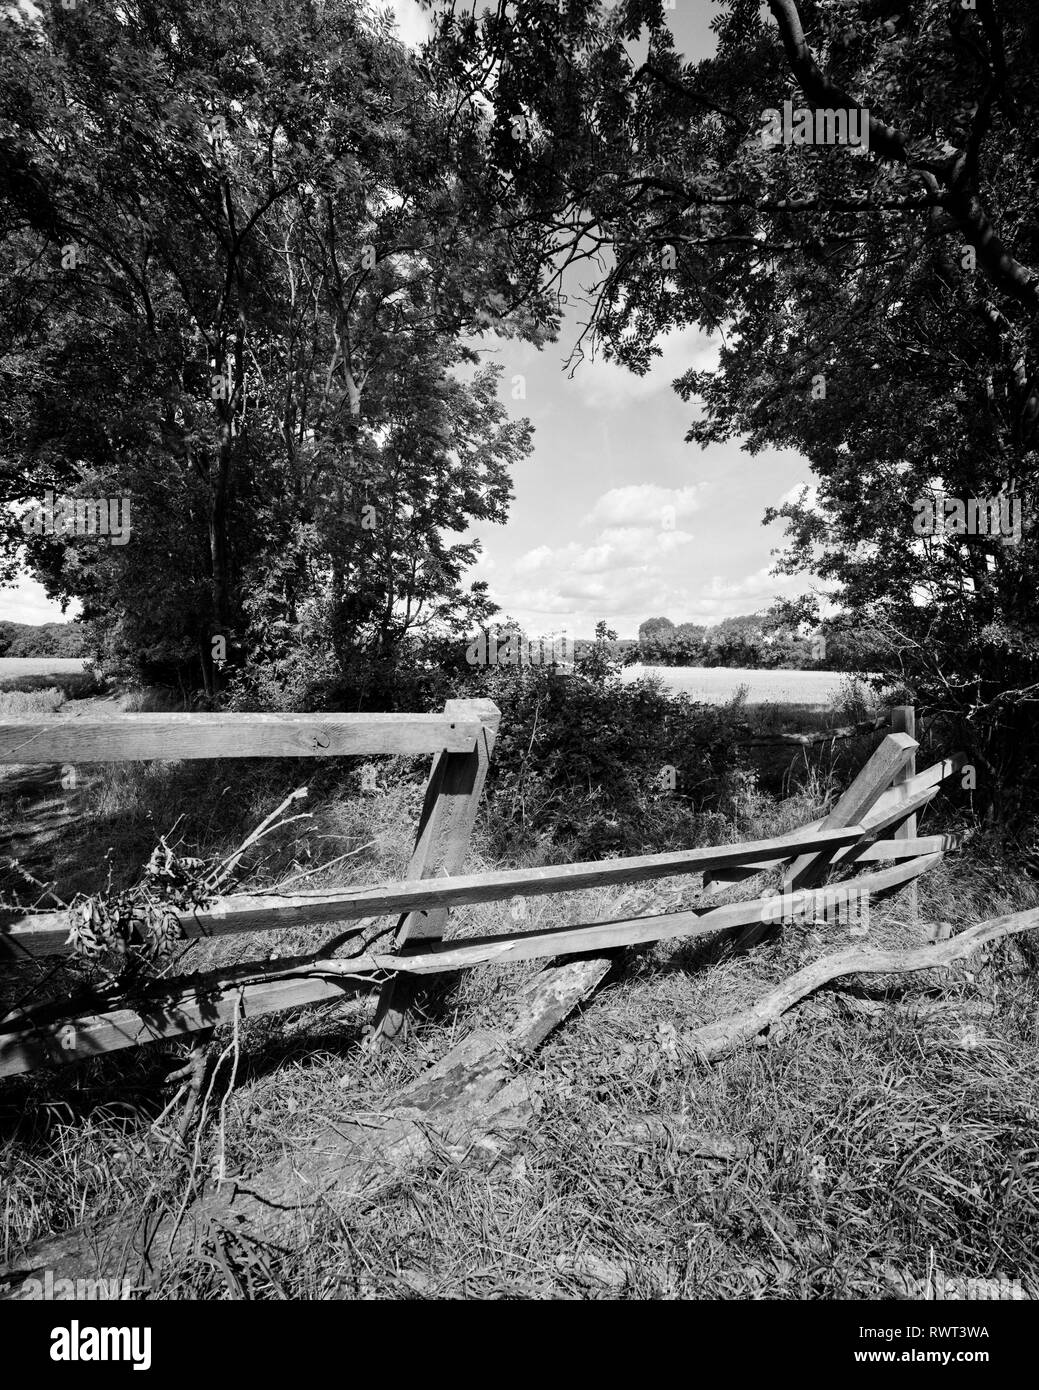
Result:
[0, 621, 86, 659]
[631, 614, 873, 671]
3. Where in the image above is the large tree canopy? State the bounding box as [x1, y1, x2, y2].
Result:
[429, 0, 1039, 814]
[0, 0, 548, 696]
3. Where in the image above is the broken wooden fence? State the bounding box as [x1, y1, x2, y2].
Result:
[0, 702, 963, 1078]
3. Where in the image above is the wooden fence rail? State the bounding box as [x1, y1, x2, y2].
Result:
[0, 712, 486, 763]
[0, 702, 964, 1078]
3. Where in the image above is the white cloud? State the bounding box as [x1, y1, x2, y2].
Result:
[514, 544, 554, 574]
[515, 524, 692, 578]
[569, 325, 720, 410]
[586, 485, 700, 527]
[776, 481, 819, 511]
[381, 0, 434, 51]
[0, 575, 80, 625]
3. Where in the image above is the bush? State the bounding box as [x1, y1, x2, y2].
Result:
[459, 665, 743, 859]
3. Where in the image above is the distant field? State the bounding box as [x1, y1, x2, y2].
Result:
[0, 657, 87, 678]
[620, 664, 853, 708]
[0, 656, 95, 704]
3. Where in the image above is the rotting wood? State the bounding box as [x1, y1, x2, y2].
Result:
[0, 823, 870, 961]
[0, 853, 940, 1077]
[0, 955, 613, 1295]
[0, 976, 359, 1077]
[0, 713, 483, 764]
[703, 753, 963, 893]
[891, 706, 919, 927]
[606, 1115, 747, 1160]
[783, 732, 919, 894]
[682, 905, 1039, 1064]
[729, 732, 917, 952]
[371, 698, 501, 1044]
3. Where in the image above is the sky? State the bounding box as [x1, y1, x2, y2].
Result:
[2, 0, 818, 640]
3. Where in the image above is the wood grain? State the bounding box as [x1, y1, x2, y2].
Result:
[683, 904, 1039, 1063]
[783, 732, 918, 893]
[0, 713, 483, 764]
[371, 697, 501, 1043]
[0, 823, 869, 961]
[0, 852, 939, 1076]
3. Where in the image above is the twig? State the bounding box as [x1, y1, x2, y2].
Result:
[217, 999, 242, 1185]
[2, 859, 67, 910]
[252, 842, 378, 894]
[204, 788, 311, 891]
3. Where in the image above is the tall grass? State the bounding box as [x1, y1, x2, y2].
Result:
[0, 687, 65, 715]
[1, 685, 1037, 1300]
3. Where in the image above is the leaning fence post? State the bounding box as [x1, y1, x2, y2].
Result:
[369, 697, 501, 1046]
[733, 729, 919, 953]
[782, 731, 918, 894]
[891, 705, 919, 928]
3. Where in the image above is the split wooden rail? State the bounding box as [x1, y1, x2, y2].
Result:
[0, 702, 962, 1078]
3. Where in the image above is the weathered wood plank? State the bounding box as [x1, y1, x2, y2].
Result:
[371, 698, 501, 1043]
[0, 823, 868, 960]
[0, 976, 354, 1077]
[0, 713, 483, 764]
[0, 853, 939, 1076]
[702, 750, 962, 896]
[890, 706, 919, 926]
[783, 732, 919, 894]
[837, 832, 961, 863]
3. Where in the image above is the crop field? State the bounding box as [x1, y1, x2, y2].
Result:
[620, 664, 854, 708]
[0, 657, 87, 679]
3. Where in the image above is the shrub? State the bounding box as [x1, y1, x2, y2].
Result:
[460, 665, 743, 859]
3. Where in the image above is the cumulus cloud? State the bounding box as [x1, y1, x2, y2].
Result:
[585, 485, 700, 528]
[515, 525, 693, 577]
[0, 574, 79, 624]
[569, 325, 720, 410]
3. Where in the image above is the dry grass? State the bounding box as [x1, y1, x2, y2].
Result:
[2, 749, 1038, 1300]
[0, 687, 65, 716]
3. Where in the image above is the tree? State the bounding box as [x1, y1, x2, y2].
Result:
[638, 615, 675, 645]
[432, 0, 1039, 816]
[0, 0, 547, 697]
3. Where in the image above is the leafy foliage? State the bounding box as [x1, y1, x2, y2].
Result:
[464, 663, 742, 859]
[434, 0, 1039, 819]
[0, 0, 547, 695]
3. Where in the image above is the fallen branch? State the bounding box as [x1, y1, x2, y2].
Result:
[683, 906, 1039, 1064]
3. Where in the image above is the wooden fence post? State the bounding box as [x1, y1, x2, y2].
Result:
[891, 705, 918, 928]
[733, 730, 918, 953]
[782, 732, 919, 895]
[369, 698, 501, 1046]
